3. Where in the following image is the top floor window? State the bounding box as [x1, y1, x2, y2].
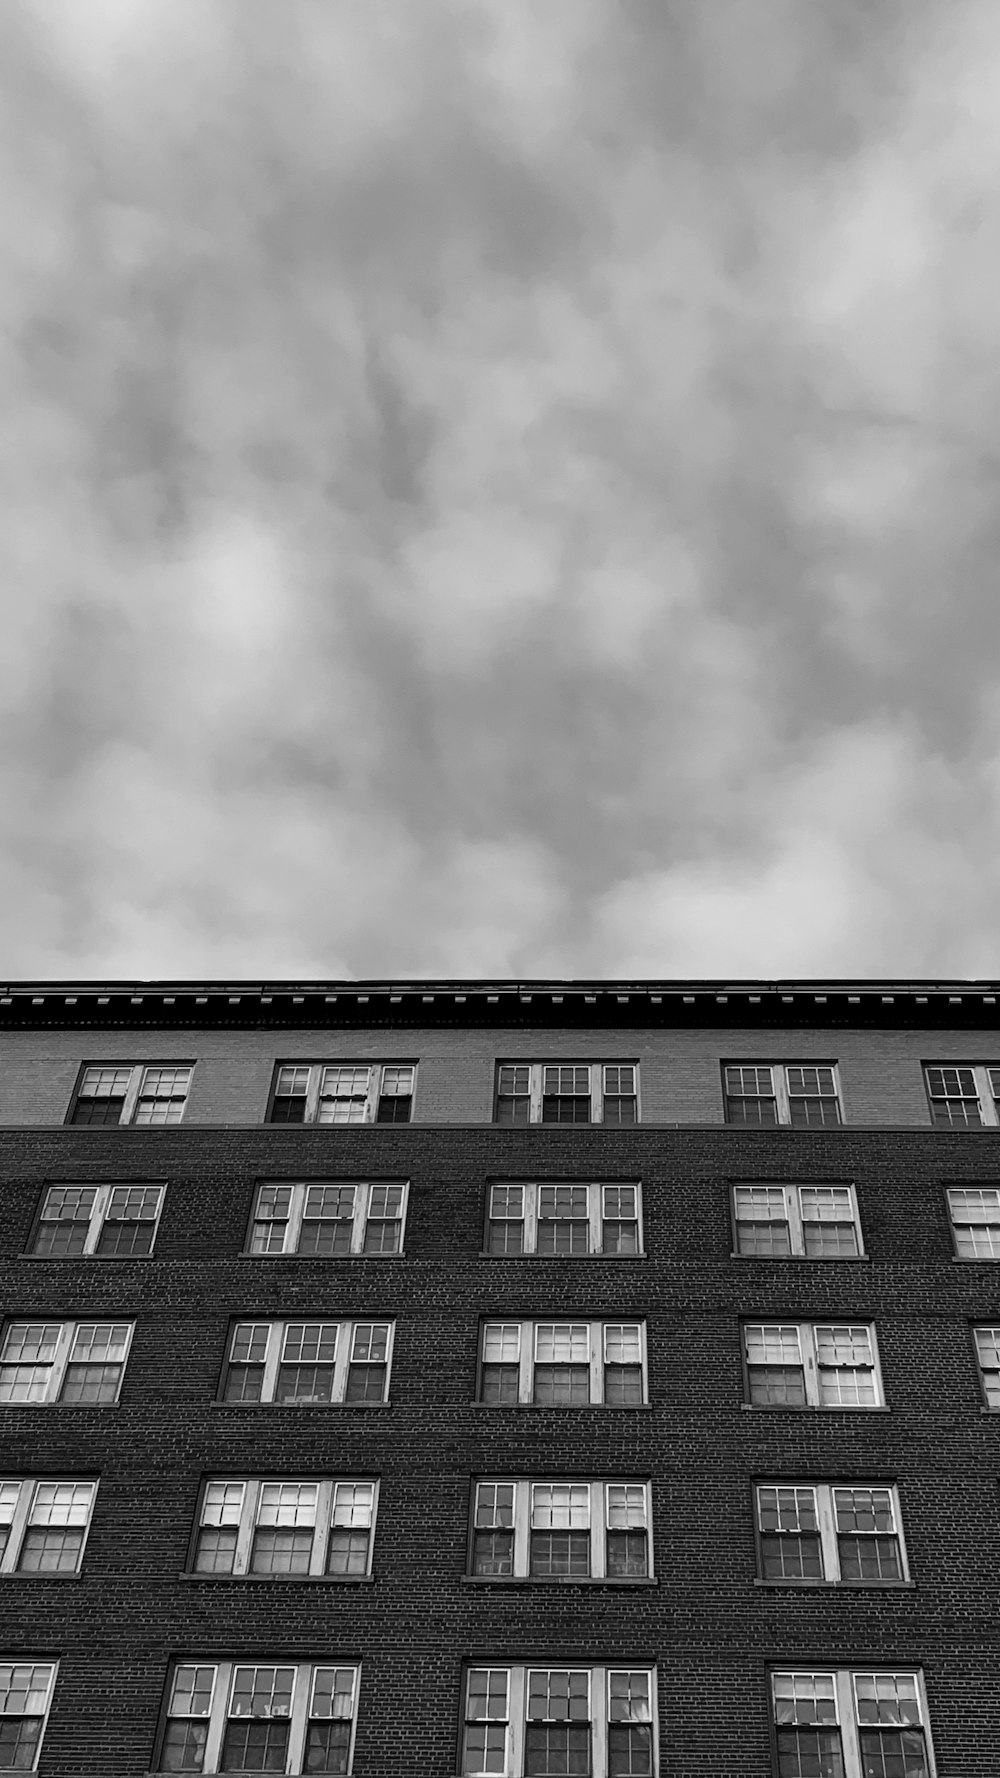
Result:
[924, 1065, 1000, 1128]
[495, 1064, 637, 1126]
[268, 1064, 414, 1125]
[723, 1064, 842, 1128]
[68, 1065, 192, 1127]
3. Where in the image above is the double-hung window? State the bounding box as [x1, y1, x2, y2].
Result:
[486, 1182, 642, 1256]
[494, 1064, 638, 1125]
[461, 1664, 656, 1777]
[0, 1663, 58, 1772]
[471, 1479, 652, 1580]
[68, 1064, 192, 1126]
[923, 1064, 1000, 1127]
[972, 1326, 1000, 1406]
[743, 1323, 883, 1408]
[159, 1661, 359, 1775]
[247, 1180, 407, 1256]
[479, 1320, 647, 1406]
[0, 1320, 133, 1405]
[268, 1064, 414, 1124]
[221, 1320, 393, 1406]
[193, 1478, 377, 1577]
[30, 1183, 164, 1257]
[946, 1188, 1000, 1258]
[0, 1480, 97, 1574]
[755, 1482, 907, 1583]
[770, 1669, 935, 1778]
[732, 1184, 862, 1257]
[723, 1065, 842, 1127]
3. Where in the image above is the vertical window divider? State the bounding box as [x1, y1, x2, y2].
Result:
[518, 1329, 533, 1405]
[815, 1487, 839, 1579]
[203, 1665, 227, 1772]
[588, 1189, 602, 1256]
[288, 1665, 310, 1749]
[261, 1329, 283, 1402]
[234, 1483, 256, 1574]
[524, 1186, 538, 1256]
[591, 1327, 605, 1405]
[590, 1482, 605, 1579]
[352, 1184, 371, 1255]
[589, 1669, 606, 1774]
[591, 1065, 605, 1124]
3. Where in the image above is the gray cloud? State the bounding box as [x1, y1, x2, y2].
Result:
[2, 0, 1000, 979]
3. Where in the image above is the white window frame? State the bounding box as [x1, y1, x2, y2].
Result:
[946, 1188, 1000, 1260]
[769, 1667, 936, 1778]
[30, 1183, 165, 1258]
[923, 1064, 1000, 1128]
[267, 1063, 416, 1125]
[484, 1182, 643, 1257]
[461, 1663, 657, 1778]
[743, 1323, 884, 1409]
[246, 1180, 408, 1257]
[470, 1479, 653, 1581]
[722, 1063, 843, 1127]
[493, 1064, 639, 1126]
[221, 1320, 394, 1406]
[0, 1660, 59, 1772]
[478, 1320, 648, 1406]
[754, 1482, 908, 1585]
[0, 1481, 98, 1575]
[192, 1478, 378, 1578]
[731, 1184, 863, 1259]
[972, 1325, 1000, 1408]
[69, 1064, 192, 1126]
[0, 1320, 135, 1406]
[159, 1659, 360, 1775]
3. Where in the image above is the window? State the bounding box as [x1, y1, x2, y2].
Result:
[755, 1483, 907, 1584]
[159, 1661, 359, 1775]
[68, 1064, 192, 1126]
[478, 1321, 647, 1406]
[471, 1480, 652, 1580]
[486, 1182, 642, 1256]
[923, 1064, 1000, 1127]
[723, 1065, 842, 1128]
[461, 1664, 656, 1777]
[770, 1668, 935, 1778]
[743, 1323, 883, 1409]
[267, 1064, 414, 1125]
[972, 1326, 1000, 1407]
[494, 1064, 638, 1126]
[0, 1663, 58, 1772]
[192, 1478, 377, 1577]
[247, 1180, 407, 1257]
[0, 1480, 97, 1575]
[220, 1320, 393, 1406]
[30, 1183, 164, 1257]
[732, 1184, 862, 1258]
[0, 1321, 133, 1405]
[947, 1188, 1000, 1259]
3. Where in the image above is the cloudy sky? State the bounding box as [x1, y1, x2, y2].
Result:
[3, 0, 1000, 982]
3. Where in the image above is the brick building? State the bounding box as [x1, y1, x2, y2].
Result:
[1, 976, 999, 1776]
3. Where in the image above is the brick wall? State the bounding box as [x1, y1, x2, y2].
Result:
[1, 1121, 1000, 1774]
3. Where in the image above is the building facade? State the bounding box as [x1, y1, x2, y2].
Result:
[0, 977, 999, 1775]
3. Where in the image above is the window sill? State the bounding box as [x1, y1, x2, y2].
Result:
[209, 1401, 391, 1411]
[477, 1251, 646, 1261]
[729, 1252, 869, 1263]
[741, 1403, 890, 1413]
[236, 1251, 406, 1261]
[179, 1571, 374, 1584]
[754, 1577, 914, 1590]
[0, 1570, 83, 1581]
[470, 1402, 652, 1412]
[17, 1252, 155, 1262]
[462, 1575, 658, 1588]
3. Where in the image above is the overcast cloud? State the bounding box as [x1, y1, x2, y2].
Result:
[3, 0, 1000, 981]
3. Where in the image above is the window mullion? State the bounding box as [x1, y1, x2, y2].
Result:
[837, 1670, 860, 1778]
[788, 1189, 805, 1257]
[514, 1482, 530, 1577]
[529, 1067, 543, 1124]
[234, 1482, 257, 1574]
[590, 1668, 605, 1778]
[591, 1324, 603, 1404]
[88, 1186, 113, 1253]
[800, 1325, 817, 1406]
[120, 1067, 142, 1125]
[366, 1070, 381, 1124]
[773, 1068, 790, 1125]
[524, 1184, 538, 1256]
[262, 1326, 282, 1402]
[4, 1483, 33, 1572]
[285, 1186, 305, 1255]
[305, 1068, 321, 1124]
[816, 1485, 839, 1581]
[590, 1483, 605, 1578]
[978, 1068, 999, 1126]
[353, 1183, 370, 1256]
[288, 1663, 310, 1772]
[588, 1184, 602, 1255]
[51, 1323, 75, 1401]
[203, 1663, 229, 1772]
[591, 1065, 603, 1126]
[519, 1325, 533, 1405]
[508, 1666, 525, 1778]
[333, 1323, 350, 1403]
